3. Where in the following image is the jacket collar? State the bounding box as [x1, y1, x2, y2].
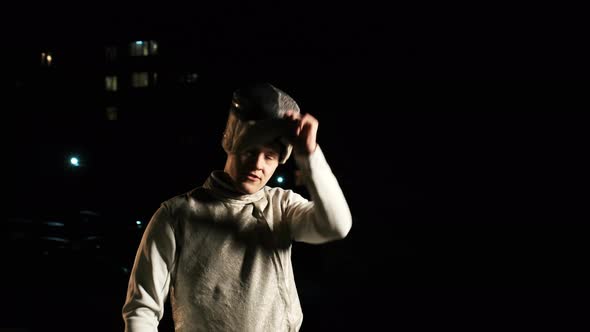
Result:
[203, 170, 266, 204]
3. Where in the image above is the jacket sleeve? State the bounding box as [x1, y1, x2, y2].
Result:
[122, 203, 177, 332]
[284, 145, 352, 244]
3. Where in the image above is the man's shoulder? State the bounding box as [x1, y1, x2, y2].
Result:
[264, 185, 289, 195]
[161, 186, 209, 210]
[264, 186, 303, 202]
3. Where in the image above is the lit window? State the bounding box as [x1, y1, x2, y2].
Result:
[129, 40, 159, 56]
[105, 76, 118, 91]
[106, 106, 118, 121]
[131, 72, 157, 88]
[131, 72, 149, 87]
[150, 41, 158, 55]
[41, 52, 53, 66]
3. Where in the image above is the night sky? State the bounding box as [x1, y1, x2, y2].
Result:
[5, 2, 589, 331]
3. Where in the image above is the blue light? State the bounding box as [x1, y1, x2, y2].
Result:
[136, 220, 142, 225]
[277, 176, 284, 183]
[70, 157, 79, 167]
[135, 41, 143, 45]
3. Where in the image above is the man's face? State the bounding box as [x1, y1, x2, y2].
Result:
[224, 142, 281, 194]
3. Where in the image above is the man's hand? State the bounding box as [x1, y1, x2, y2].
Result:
[285, 110, 318, 156]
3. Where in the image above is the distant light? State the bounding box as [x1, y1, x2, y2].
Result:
[41, 52, 53, 66]
[277, 176, 284, 184]
[135, 41, 143, 45]
[70, 157, 79, 167]
[136, 220, 142, 225]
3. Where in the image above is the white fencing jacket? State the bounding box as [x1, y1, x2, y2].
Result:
[122, 146, 352, 332]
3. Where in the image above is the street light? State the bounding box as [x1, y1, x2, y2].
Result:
[70, 157, 80, 167]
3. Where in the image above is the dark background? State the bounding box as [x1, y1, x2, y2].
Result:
[4, 1, 589, 331]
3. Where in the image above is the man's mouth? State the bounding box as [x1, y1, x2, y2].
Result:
[245, 173, 260, 181]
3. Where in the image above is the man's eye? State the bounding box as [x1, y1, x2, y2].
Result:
[265, 154, 276, 160]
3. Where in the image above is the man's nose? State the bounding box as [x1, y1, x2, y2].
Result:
[254, 153, 265, 170]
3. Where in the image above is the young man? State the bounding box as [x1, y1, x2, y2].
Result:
[122, 83, 352, 332]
